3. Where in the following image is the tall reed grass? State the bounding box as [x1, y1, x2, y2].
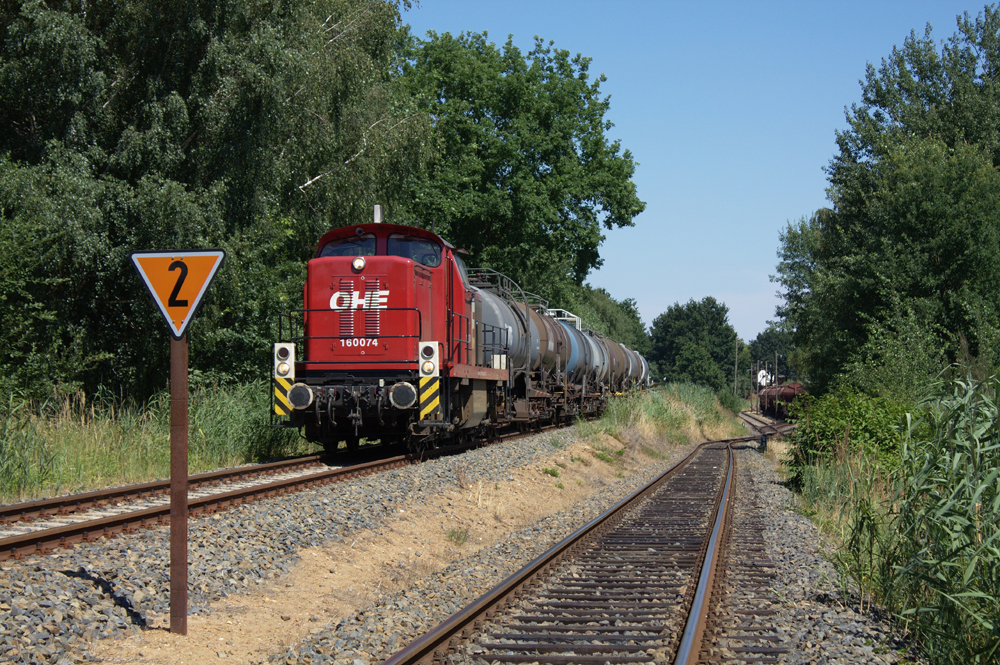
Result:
[794, 374, 1000, 664]
[889, 375, 1000, 663]
[576, 383, 745, 453]
[0, 380, 309, 503]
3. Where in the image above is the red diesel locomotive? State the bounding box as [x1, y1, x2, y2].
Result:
[271, 220, 649, 451]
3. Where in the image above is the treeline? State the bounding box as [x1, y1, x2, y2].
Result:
[641, 297, 791, 402]
[0, 0, 646, 400]
[774, 7, 1000, 661]
[775, 7, 1000, 397]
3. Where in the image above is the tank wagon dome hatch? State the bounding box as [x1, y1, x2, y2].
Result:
[271, 215, 651, 454]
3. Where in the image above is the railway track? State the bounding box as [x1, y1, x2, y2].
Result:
[699, 459, 788, 664]
[0, 454, 338, 554]
[0, 420, 581, 562]
[0, 454, 327, 527]
[381, 436, 761, 665]
[0, 453, 408, 562]
[738, 411, 794, 438]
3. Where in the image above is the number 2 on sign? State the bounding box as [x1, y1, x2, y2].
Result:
[168, 261, 189, 307]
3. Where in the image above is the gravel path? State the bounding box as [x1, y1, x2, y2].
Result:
[0, 432, 921, 665]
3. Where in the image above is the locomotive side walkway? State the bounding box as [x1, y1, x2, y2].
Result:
[0, 426, 918, 665]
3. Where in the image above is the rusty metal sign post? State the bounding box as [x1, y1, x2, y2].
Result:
[131, 250, 226, 635]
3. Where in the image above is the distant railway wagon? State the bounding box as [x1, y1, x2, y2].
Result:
[758, 382, 807, 419]
[271, 219, 649, 452]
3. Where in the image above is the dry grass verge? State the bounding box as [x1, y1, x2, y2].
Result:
[90, 435, 697, 665]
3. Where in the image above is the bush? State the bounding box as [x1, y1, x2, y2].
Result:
[788, 388, 911, 471]
[715, 389, 745, 415]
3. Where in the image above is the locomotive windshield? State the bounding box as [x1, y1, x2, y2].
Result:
[319, 234, 376, 257]
[387, 233, 441, 267]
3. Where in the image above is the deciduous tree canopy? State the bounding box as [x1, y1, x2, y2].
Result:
[649, 297, 738, 393]
[397, 30, 645, 303]
[0, 0, 433, 398]
[774, 6, 1000, 393]
[0, 2, 645, 400]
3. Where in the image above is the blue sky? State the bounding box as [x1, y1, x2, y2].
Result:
[402, 0, 982, 341]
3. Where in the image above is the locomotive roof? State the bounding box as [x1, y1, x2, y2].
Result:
[316, 223, 454, 253]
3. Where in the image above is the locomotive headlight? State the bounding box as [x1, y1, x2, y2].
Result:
[273, 343, 295, 381]
[417, 340, 439, 377]
[352, 256, 366, 271]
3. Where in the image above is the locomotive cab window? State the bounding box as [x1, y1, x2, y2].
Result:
[387, 233, 442, 267]
[319, 234, 376, 257]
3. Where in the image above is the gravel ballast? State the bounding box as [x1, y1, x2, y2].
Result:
[0, 431, 920, 664]
[736, 448, 921, 664]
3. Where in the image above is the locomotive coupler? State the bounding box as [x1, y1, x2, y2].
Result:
[348, 405, 363, 436]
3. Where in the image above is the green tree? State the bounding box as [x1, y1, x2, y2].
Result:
[774, 6, 1000, 393]
[397, 30, 645, 302]
[0, 0, 432, 399]
[777, 139, 1000, 392]
[837, 301, 947, 402]
[649, 297, 737, 392]
[671, 341, 726, 392]
[566, 286, 650, 356]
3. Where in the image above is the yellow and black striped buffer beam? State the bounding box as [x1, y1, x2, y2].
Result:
[419, 376, 441, 420]
[273, 377, 292, 416]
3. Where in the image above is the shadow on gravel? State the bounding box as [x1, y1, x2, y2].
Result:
[62, 566, 148, 628]
[775, 478, 797, 490]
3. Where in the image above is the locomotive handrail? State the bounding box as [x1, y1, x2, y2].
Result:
[477, 319, 510, 369]
[449, 311, 512, 375]
[450, 311, 473, 366]
[467, 267, 531, 376]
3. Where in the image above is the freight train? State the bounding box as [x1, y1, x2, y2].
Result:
[270, 220, 649, 452]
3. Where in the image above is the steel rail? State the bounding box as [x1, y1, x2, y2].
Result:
[380, 434, 756, 665]
[0, 454, 412, 562]
[0, 455, 325, 525]
[0, 414, 627, 562]
[700, 455, 789, 663]
[739, 411, 795, 437]
[0, 409, 582, 528]
[674, 443, 735, 664]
